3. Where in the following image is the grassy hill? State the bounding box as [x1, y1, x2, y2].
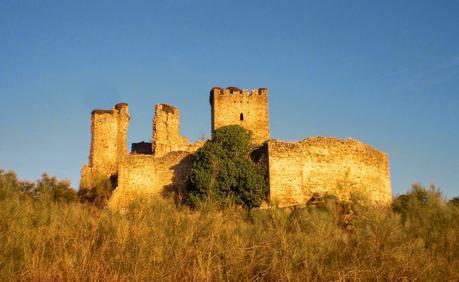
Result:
[1, 169, 458, 281]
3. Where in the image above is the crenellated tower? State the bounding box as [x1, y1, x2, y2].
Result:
[210, 87, 270, 144]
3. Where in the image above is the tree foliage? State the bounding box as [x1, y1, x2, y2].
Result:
[188, 125, 268, 209]
[36, 173, 78, 203]
[392, 183, 459, 251]
[0, 170, 77, 203]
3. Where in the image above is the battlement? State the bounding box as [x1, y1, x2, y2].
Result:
[210, 86, 270, 144]
[210, 87, 268, 102]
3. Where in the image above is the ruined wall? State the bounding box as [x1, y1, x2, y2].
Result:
[81, 103, 130, 189]
[116, 103, 129, 163]
[211, 87, 270, 144]
[80, 87, 393, 210]
[267, 137, 392, 207]
[108, 151, 193, 209]
[152, 104, 190, 157]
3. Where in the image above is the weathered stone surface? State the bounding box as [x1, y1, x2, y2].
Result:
[80, 103, 129, 189]
[80, 86, 393, 209]
[210, 87, 270, 144]
[109, 151, 193, 209]
[81, 102, 203, 207]
[152, 104, 190, 157]
[267, 137, 392, 207]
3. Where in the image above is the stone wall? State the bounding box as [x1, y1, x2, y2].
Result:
[210, 87, 270, 144]
[152, 104, 190, 157]
[80, 88, 393, 210]
[81, 101, 205, 206]
[81, 103, 130, 189]
[108, 151, 194, 209]
[267, 137, 392, 207]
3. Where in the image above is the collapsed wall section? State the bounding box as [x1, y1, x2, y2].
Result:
[210, 87, 270, 144]
[152, 104, 190, 157]
[108, 151, 193, 209]
[267, 137, 392, 207]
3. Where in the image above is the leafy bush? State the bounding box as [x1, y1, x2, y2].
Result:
[0, 170, 77, 203]
[78, 174, 113, 207]
[188, 125, 268, 209]
[36, 173, 78, 203]
[392, 183, 447, 221]
[392, 183, 459, 263]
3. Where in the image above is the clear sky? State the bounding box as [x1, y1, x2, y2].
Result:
[0, 1, 458, 197]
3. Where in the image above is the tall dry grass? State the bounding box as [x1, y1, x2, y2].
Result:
[1, 171, 458, 281]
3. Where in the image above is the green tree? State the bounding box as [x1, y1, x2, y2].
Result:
[188, 125, 268, 209]
[36, 173, 78, 203]
[391, 183, 458, 253]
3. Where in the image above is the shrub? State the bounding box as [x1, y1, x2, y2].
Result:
[0, 170, 77, 203]
[36, 173, 78, 203]
[392, 183, 459, 265]
[78, 175, 113, 207]
[449, 197, 459, 207]
[188, 125, 268, 209]
[392, 183, 445, 221]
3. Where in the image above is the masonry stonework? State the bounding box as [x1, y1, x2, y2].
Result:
[267, 138, 392, 207]
[80, 103, 129, 190]
[210, 87, 270, 144]
[80, 86, 392, 208]
[152, 104, 190, 157]
[109, 152, 193, 209]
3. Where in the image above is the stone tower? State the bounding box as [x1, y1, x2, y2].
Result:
[210, 87, 270, 144]
[88, 103, 129, 176]
[152, 104, 190, 157]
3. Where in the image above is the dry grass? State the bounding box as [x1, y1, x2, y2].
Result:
[1, 174, 458, 281]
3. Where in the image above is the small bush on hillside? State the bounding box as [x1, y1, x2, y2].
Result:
[78, 175, 113, 207]
[392, 183, 459, 261]
[449, 197, 459, 207]
[392, 183, 446, 221]
[188, 125, 268, 209]
[36, 173, 78, 203]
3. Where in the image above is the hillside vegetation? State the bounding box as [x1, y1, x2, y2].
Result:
[1, 169, 458, 281]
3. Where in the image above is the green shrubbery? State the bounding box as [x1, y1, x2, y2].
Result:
[188, 125, 268, 209]
[0, 170, 77, 203]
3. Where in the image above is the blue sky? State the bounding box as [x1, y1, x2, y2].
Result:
[0, 1, 458, 197]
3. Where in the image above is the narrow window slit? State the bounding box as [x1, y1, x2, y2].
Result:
[240, 113, 244, 121]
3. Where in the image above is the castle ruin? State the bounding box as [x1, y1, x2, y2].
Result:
[80, 87, 392, 208]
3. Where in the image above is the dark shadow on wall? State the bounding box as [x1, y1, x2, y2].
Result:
[162, 154, 194, 205]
